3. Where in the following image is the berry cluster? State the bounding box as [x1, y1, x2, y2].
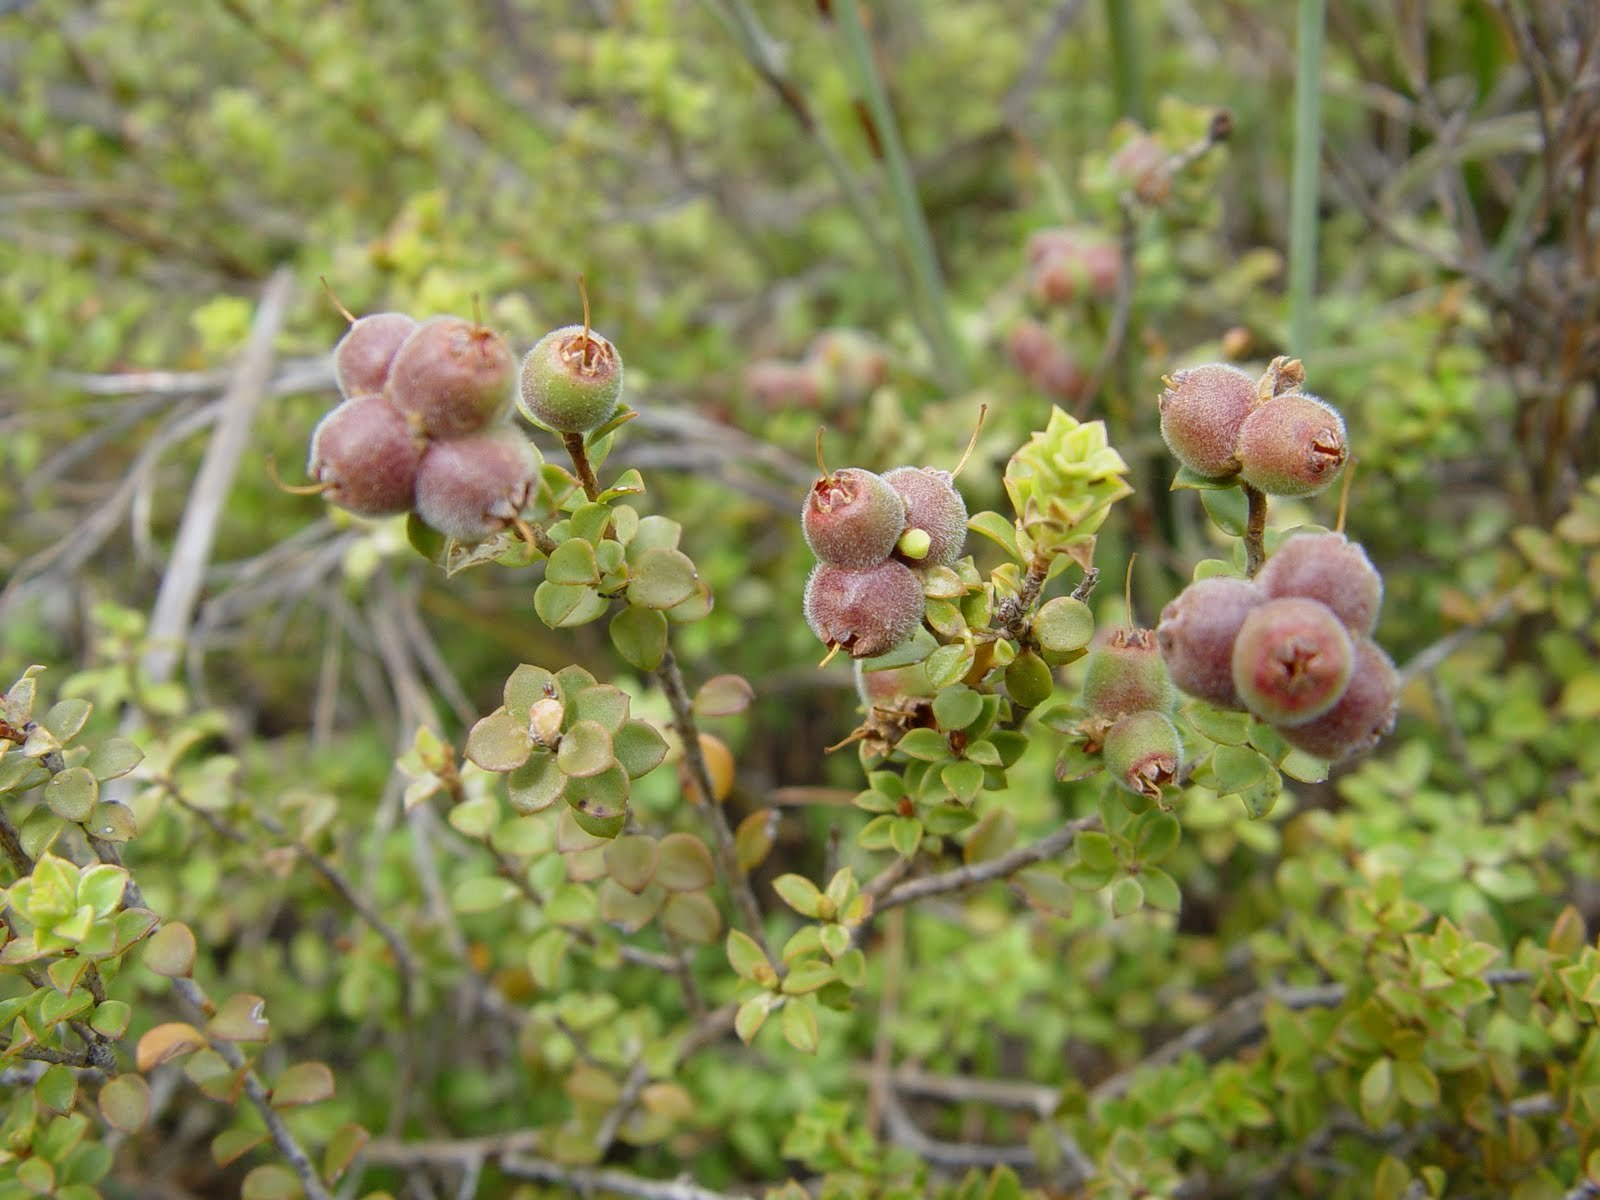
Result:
[308, 306, 540, 544]
[1159, 361, 1349, 494]
[801, 455, 968, 660]
[1157, 532, 1399, 761]
[1080, 623, 1184, 802]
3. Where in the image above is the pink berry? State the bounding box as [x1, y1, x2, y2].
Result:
[307, 395, 424, 517]
[802, 468, 907, 569]
[1230, 597, 1353, 726]
[804, 561, 924, 659]
[334, 312, 418, 398]
[1278, 638, 1399, 761]
[883, 466, 967, 567]
[1156, 576, 1265, 709]
[413, 428, 541, 543]
[1158, 363, 1259, 479]
[1257, 531, 1382, 635]
[1235, 393, 1349, 497]
[388, 316, 516, 439]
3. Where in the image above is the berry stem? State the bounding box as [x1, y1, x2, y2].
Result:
[512, 515, 559, 558]
[562, 431, 602, 501]
[1244, 483, 1270, 577]
[655, 646, 773, 962]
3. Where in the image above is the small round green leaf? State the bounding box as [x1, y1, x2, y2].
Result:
[655, 833, 715, 892]
[610, 605, 668, 671]
[42, 699, 91, 742]
[626, 547, 699, 610]
[603, 835, 659, 894]
[598, 878, 665, 932]
[932, 685, 984, 731]
[143, 922, 197, 978]
[504, 665, 559, 718]
[241, 1165, 301, 1200]
[1032, 596, 1095, 654]
[86, 801, 137, 843]
[556, 720, 615, 778]
[35, 1064, 77, 1114]
[546, 538, 600, 585]
[271, 1061, 335, 1108]
[99, 1074, 151, 1134]
[781, 995, 819, 1054]
[45, 766, 98, 822]
[613, 720, 668, 780]
[464, 708, 533, 773]
[208, 992, 270, 1042]
[693, 674, 755, 717]
[660, 891, 721, 944]
[85, 737, 143, 782]
[507, 755, 566, 814]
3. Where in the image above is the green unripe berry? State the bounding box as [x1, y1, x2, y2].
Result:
[1103, 710, 1183, 802]
[1230, 597, 1353, 726]
[802, 468, 907, 569]
[1004, 649, 1054, 709]
[1235, 392, 1349, 497]
[518, 325, 624, 434]
[1081, 627, 1174, 720]
[1257, 531, 1382, 635]
[1158, 363, 1259, 478]
[883, 466, 968, 568]
[1278, 637, 1398, 761]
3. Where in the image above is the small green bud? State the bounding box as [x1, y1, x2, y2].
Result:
[1102, 710, 1183, 801]
[897, 527, 932, 560]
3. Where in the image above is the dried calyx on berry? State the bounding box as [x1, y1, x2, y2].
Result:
[1103, 710, 1183, 801]
[1256, 531, 1382, 635]
[518, 322, 624, 435]
[335, 312, 418, 399]
[802, 467, 907, 569]
[804, 560, 925, 659]
[1156, 575, 1264, 710]
[307, 395, 424, 517]
[413, 428, 542, 543]
[1235, 392, 1348, 497]
[1230, 596, 1353, 726]
[1277, 637, 1398, 761]
[1158, 363, 1259, 479]
[883, 466, 967, 567]
[387, 315, 516, 439]
[1081, 626, 1175, 720]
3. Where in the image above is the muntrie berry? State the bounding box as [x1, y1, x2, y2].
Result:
[802, 467, 907, 569]
[1103, 710, 1183, 800]
[334, 312, 418, 399]
[1278, 637, 1399, 761]
[1081, 626, 1175, 720]
[1156, 575, 1265, 709]
[1004, 648, 1054, 709]
[803, 560, 924, 659]
[1026, 227, 1120, 305]
[413, 428, 541, 543]
[518, 323, 624, 434]
[1230, 596, 1354, 726]
[1157, 363, 1259, 479]
[883, 466, 967, 568]
[307, 395, 424, 517]
[387, 316, 516, 439]
[1235, 392, 1348, 497]
[1257, 531, 1382, 635]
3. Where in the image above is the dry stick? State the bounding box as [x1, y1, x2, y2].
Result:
[872, 814, 1102, 917]
[500, 1159, 746, 1200]
[1242, 484, 1270, 578]
[140, 269, 294, 686]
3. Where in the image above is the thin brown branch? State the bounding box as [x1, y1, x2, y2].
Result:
[657, 647, 770, 958]
[562, 431, 602, 501]
[1243, 484, 1269, 577]
[873, 814, 1101, 916]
